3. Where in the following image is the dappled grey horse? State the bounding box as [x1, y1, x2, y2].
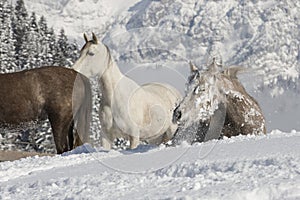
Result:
[0, 66, 92, 153]
[172, 60, 266, 145]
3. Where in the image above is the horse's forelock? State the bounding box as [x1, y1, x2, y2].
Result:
[80, 41, 91, 53]
[79, 40, 99, 53]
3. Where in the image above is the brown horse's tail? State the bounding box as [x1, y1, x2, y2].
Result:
[73, 74, 92, 147]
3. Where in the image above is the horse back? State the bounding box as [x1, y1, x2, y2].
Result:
[0, 66, 84, 125]
[141, 82, 182, 105]
[221, 73, 266, 135]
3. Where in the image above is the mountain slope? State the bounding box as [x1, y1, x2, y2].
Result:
[23, 0, 140, 40]
[106, 0, 300, 83]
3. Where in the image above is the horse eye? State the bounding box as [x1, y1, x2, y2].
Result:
[194, 85, 205, 94]
[200, 85, 205, 91]
[87, 51, 95, 56]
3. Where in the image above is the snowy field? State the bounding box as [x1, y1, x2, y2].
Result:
[1, 130, 299, 199]
[1, 0, 299, 199]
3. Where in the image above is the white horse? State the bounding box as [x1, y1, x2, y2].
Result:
[73, 33, 182, 149]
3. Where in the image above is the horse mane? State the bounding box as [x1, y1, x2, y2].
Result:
[104, 44, 113, 66]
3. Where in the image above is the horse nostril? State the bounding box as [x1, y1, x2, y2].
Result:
[177, 110, 182, 120]
[173, 108, 182, 123]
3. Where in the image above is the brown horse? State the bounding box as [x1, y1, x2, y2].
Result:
[172, 60, 266, 144]
[0, 66, 92, 153]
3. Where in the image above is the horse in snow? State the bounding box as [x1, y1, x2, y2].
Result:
[172, 60, 266, 145]
[72, 33, 182, 149]
[0, 66, 92, 153]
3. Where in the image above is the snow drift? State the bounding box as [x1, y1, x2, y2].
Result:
[0, 130, 299, 199]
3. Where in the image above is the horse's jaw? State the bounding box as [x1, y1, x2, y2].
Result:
[72, 58, 105, 78]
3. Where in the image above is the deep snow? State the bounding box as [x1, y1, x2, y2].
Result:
[1, 130, 299, 199]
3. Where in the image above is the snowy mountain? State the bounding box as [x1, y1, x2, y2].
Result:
[1, 130, 300, 199]
[22, 0, 140, 41]
[23, 0, 300, 83]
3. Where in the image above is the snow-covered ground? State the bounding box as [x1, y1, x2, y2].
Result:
[2, 1, 299, 199]
[1, 130, 299, 199]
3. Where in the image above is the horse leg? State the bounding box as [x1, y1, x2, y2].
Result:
[99, 106, 114, 149]
[49, 115, 72, 154]
[101, 136, 112, 149]
[129, 135, 139, 149]
[68, 120, 84, 149]
[68, 121, 74, 150]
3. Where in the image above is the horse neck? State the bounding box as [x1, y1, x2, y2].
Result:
[99, 60, 138, 105]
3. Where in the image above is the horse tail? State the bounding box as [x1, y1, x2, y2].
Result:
[73, 74, 92, 146]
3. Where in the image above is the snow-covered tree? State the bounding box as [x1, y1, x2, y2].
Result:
[0, 0, 15, 72]
[53, 28, 68, 66]
[11, 0, 30, 70]
[26, 12, 40, 69]
[37, 15, 49, 66]
[45, 27, 57, 66]
[67, 40, 80, 66]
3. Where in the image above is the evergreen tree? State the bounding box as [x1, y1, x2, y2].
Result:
[12, 0, 29, 69]
[38, 15, 49, 66]
[54, 28, 69, 66]
[26, 12, 39, 69]
[67, 40, 80, 66]
[45, 27, 57, 66]
[0, 1, 15, 72]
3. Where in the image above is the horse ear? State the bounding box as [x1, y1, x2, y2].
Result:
[83, 33, 88, 43]
[209, 57, 222, 73]
[189, 61, 198, 72]
[92, 32, 98, 44]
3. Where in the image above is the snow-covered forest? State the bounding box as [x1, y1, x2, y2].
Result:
[0, 0, 79, 72]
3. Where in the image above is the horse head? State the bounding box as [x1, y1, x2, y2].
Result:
[73, 33, 111, 78]
[172, 61, 266, 145]
[173, 62, 224, 127]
